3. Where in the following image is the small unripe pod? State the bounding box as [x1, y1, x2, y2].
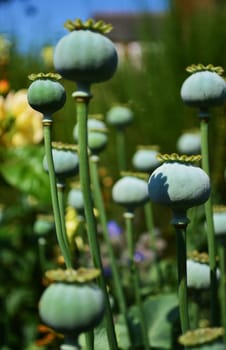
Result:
[112, 175, 149, 210]
[27, 73, 66, 114]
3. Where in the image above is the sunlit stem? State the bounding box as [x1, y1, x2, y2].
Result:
[90, 154, 132, 346]
[73, 90, 118, 350]
[199, 110, 218, 325]
[42, 117, 71, 268]
[124, 211, 150, 350]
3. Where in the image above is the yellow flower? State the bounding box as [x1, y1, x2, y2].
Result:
[0, 89, 43, 147]
[41, 45, 54, 68]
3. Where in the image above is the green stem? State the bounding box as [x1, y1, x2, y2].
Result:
[85, 330, 94, 350]
[73, 91, 118, 350]
[144, 201, 163, 287]
[218, 240, 226, 343]
[174, 222, 190, 333]
[90, 155, 132, 346]
[144, 201, 155, 238]
[124, 211, 150, 350]
[61, 335, 80, 350]
[199, 114, 218, 325]
[43, 118, 71, 268]
[116, 127, 127, 172]
[57, 182, 73, 267]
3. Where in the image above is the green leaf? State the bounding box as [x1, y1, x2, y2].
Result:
[0, 145, 51, 204]
[143, 293, 179, 349]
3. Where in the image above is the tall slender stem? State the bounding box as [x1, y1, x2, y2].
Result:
[174, 222, 190, 333]
[144, 201, 163, 288]
[85, 330, 94, 350]
[43, 118, 71, 268]
[124, 211, 150, 350]
[57, 183, 72, 266]
[73, 91, 118, 350]
[116, 127, 127, 172]
[90, 155, 132, 346]
[199, 114, 218, 325]
[144, 201, 155, 237]
[218, 240, 226, 343]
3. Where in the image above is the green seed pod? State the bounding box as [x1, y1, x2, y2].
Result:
[33, 214, 54, 236]
[67, 187, 84, 214]
[53, 19, 118, 88]
[132, 146, 161, 172]
[27, 73, 66, 114]
[213, 206, 226, 238]
[39, 268, 105, 336]
[148, 154, 210, 222]
[180, 64, 226, 109]
[43, 143, 79, 181]
[177, 131, 201, 155]
[112, 175, 149, 210]
[187, 259, 212, 290]
[106, 105, 134, 128]
[73, 118, 108, 154]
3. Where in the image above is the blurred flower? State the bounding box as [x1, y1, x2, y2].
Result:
[35, 324, 63, 346]
[0, 79, 10, 95]
[107, 220, 124, 247]
[0, 89, 43, 147]
[107, 220, 122, 237]
[41, 45, 54, 68]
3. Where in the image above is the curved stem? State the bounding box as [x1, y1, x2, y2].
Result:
[73, 91, 118, 350]
[90, 155, 132, 346]
[124, 211, 150, 350]
[200, 114, 218, 325]
[174, 222, 190, 333]
[43, 118, 71, 268]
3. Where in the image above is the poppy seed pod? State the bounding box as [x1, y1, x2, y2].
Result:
[112, 175, 149, 210]
[177, 131, 201, 155]
[213, 206, 226, 237]
[67, 188, 84, 214]
[187, 259, 212, 290]
[27, 73, 66, 114]
[73, 118, 108, 154]
[180, 64, 226, 109]
[148, 154, 210, 222]
[132, 146, 161, 172]
[53, 19, 118, 89]
[39, 269, 105, 337]
[43, 144, 79, 181]
[106, 105, 134, 128]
